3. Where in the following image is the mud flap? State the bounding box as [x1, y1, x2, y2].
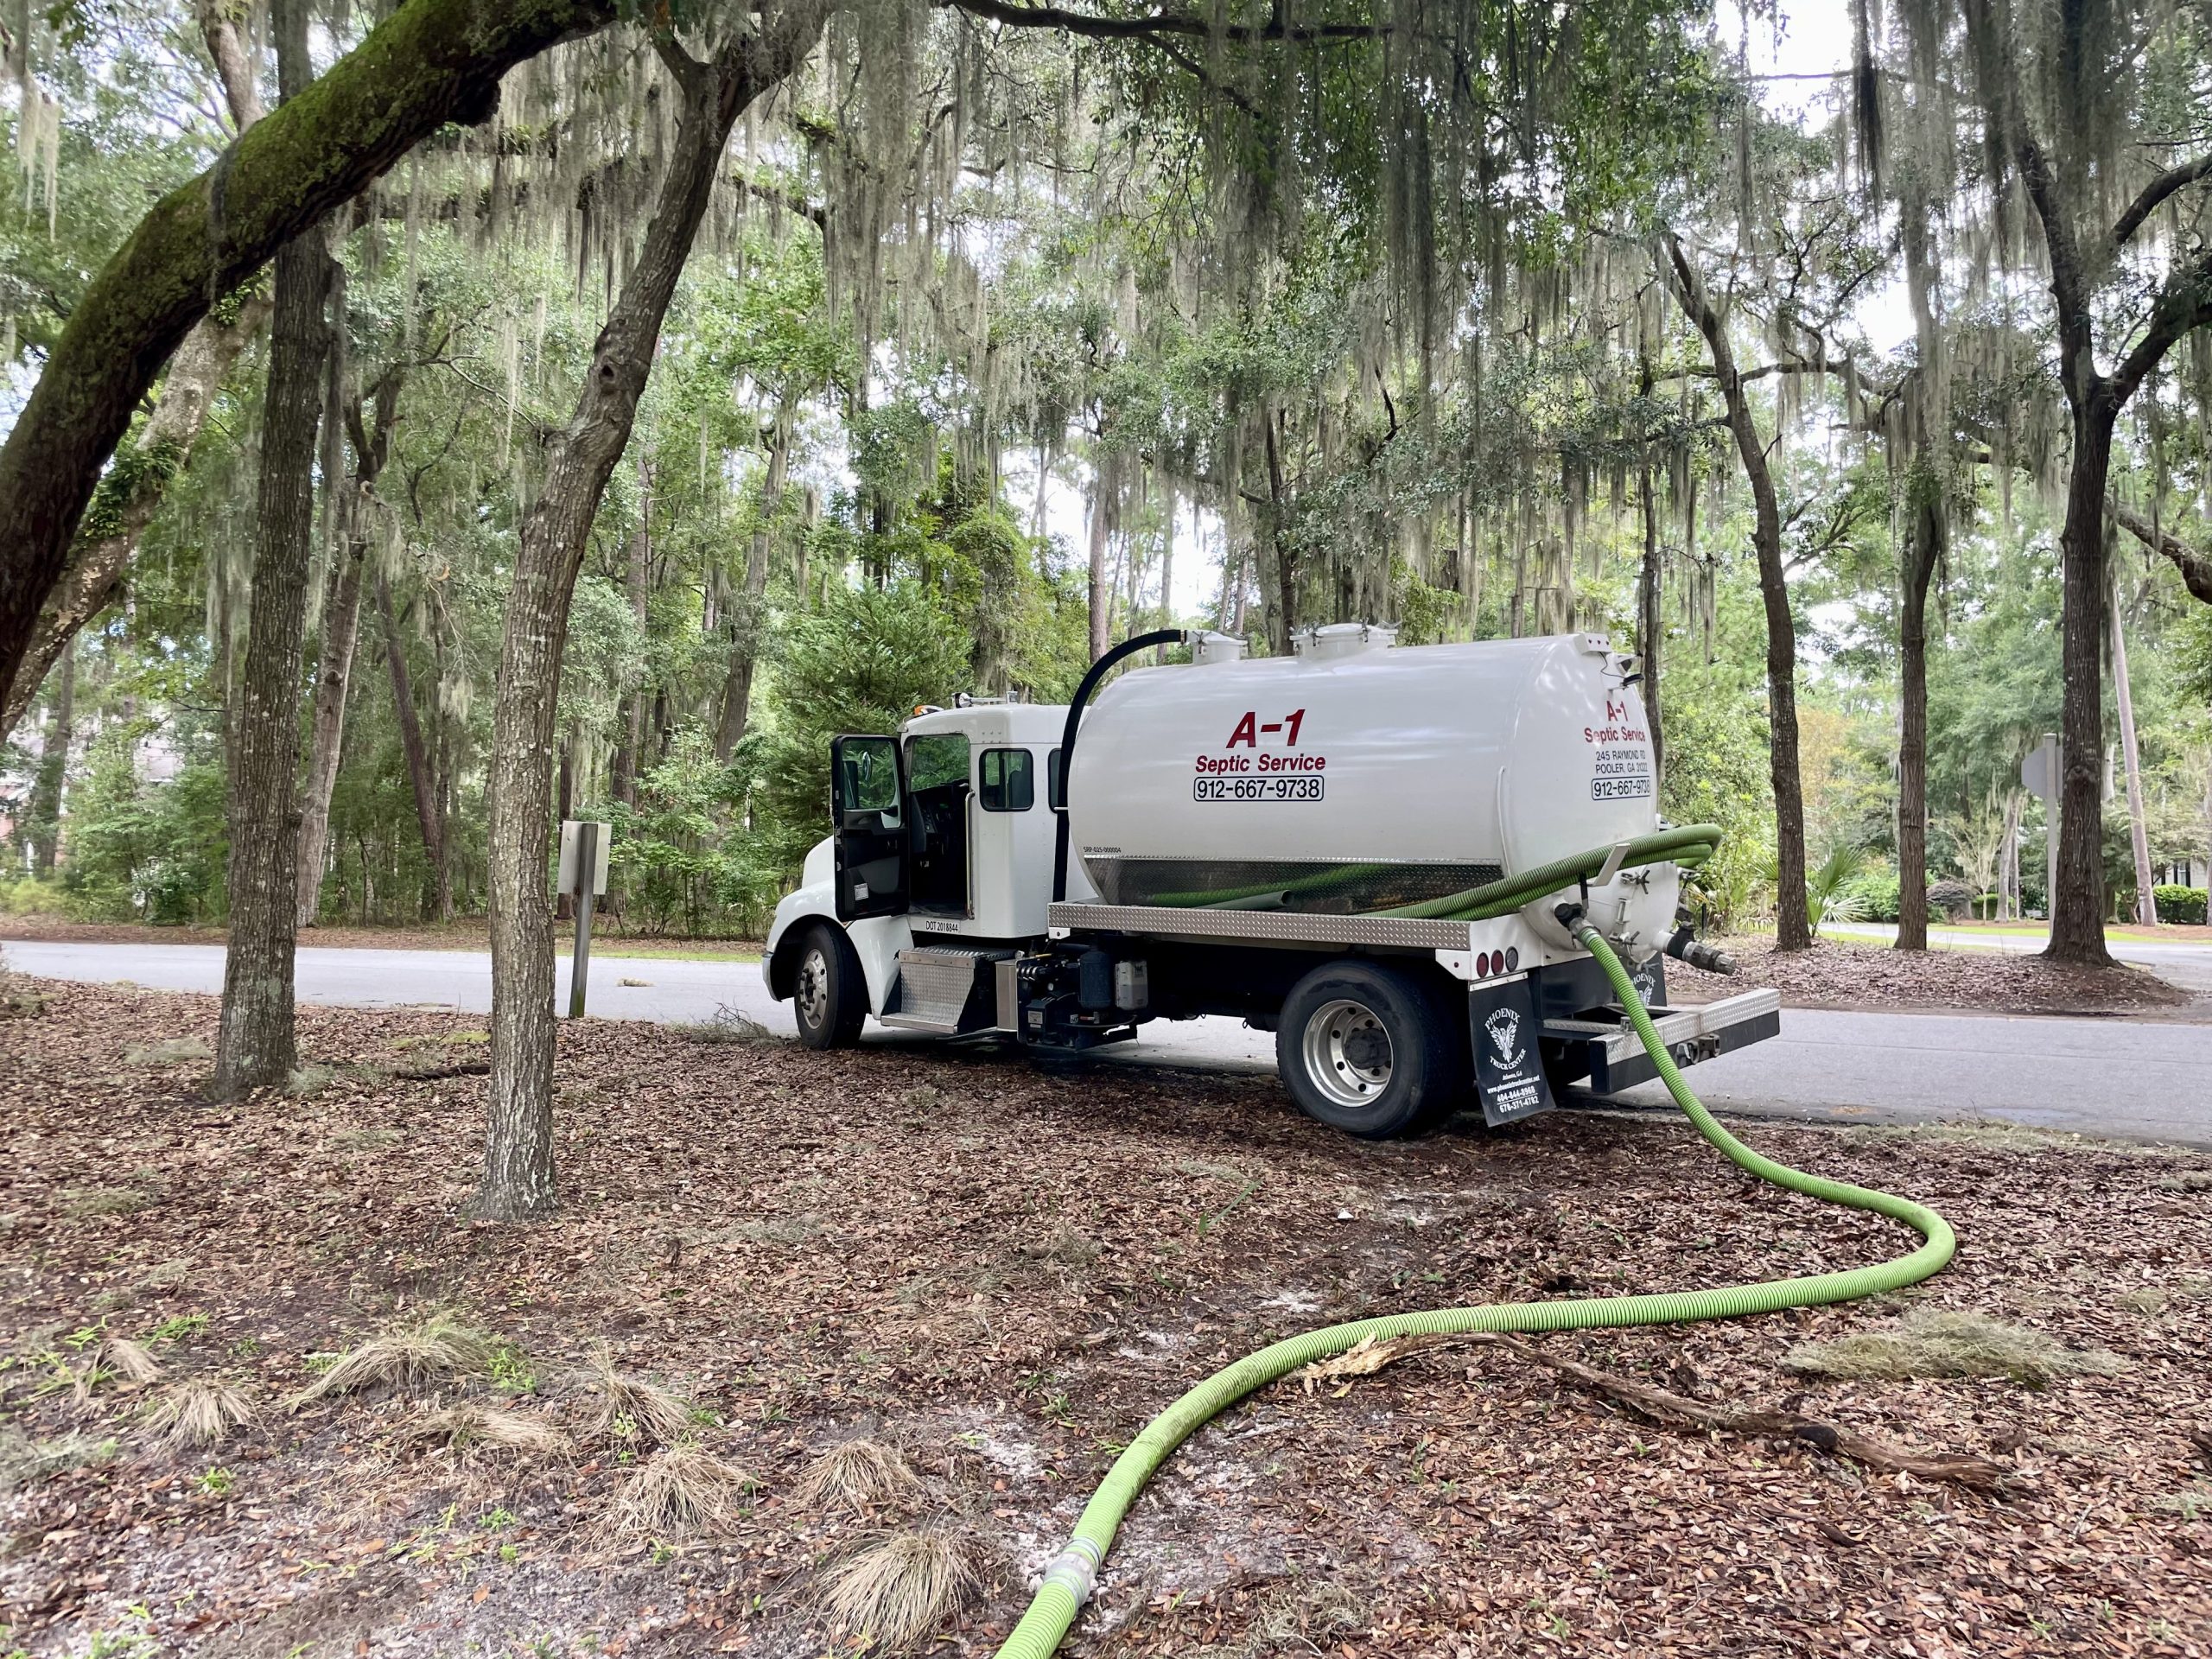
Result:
[1469, 979, 1556, 1128]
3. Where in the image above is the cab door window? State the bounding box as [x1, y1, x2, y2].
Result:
[905, 734, 972, 914]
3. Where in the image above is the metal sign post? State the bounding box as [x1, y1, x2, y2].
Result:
[2021, 734, 2059, 920]
[556, 820, 611, 1017]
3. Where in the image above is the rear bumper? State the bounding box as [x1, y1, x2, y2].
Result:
[1541, 987, 1782, 1094]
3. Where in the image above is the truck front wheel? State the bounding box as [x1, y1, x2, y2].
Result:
[1276, 961, 1465, 1138]
[793, 923, 868, 1049]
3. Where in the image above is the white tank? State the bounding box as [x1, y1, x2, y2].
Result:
[1067, 631, 1673, 950]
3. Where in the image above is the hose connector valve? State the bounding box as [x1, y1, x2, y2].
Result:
[1040, 1536, 1104, 1608]
[1665, 924, 1737, 976]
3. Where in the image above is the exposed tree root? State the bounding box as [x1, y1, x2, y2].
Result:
[1295, 1331, 2012, 1490]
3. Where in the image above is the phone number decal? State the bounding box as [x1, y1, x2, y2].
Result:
[1194, 776, 1325, 803]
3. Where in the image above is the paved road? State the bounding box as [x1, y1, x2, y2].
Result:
[1822, 919, 2212, 994]
[9, 938, 2210, 1147]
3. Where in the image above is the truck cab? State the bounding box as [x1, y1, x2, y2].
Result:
[765, 700, 1078, 1039]
[763, 639, 1780, 1141]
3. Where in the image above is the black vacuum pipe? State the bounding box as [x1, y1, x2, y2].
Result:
[1052, 629, 1190, 904]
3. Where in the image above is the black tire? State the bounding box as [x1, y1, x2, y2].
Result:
[1275, 959, 1467, 1138]
[792, 922, 868, 1049]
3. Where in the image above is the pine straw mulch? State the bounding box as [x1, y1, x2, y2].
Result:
[1672, 934, 2204, 1019]
[3, 977, 2209, 1658]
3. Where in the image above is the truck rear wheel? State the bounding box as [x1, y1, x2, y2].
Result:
[793, 922, 867, 1049]
[1276, 960, 1465, 1138]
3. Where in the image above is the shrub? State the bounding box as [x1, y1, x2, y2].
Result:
[1840, 871, 1901, 923]
[2153, 885, 2208, 925]
[1926, 879, 1977, 922]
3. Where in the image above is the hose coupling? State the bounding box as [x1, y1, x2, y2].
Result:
[1665, 925, 1737, 976]
[1039, 1536, 1104, 1608]
[1554, 900, 1586, 930]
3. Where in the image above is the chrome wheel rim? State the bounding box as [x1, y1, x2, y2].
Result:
[797, 948, 830, 1030]
[1300, 997, 1394, 1110]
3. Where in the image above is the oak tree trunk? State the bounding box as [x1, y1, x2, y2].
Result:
[0, 298, 270, 742]
[377, 571, 446, 915]
[0, 1, 267, 744]
[24, 639, 73, 876]
[1895, 489, 1941, 951]
[474, 7, 826, 1221]
[713, 396, 792, 759]
[213, 0, 333, 1098]
[1662, 232, 1809, 950]
[611, 461, 652, 804]
[2110, 590, 2157, 927]
[2049, 405, 2116, 963]
[0, 0, 617, 717]
[1260, 410, 1296, 655]
[297, 372, 400, 927]
[1636, 446, 1664, 785]
[1085, 454, 1111, 661]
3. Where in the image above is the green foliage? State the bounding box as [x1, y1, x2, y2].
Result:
[738, 582, 971, 887]
[598, 734, 747, 938]
[58, 726, 226, 925]
[1659, 589, 1773, 931]
[1840, 871, 1903, 925]
[1804, 843, 1872, 931]
[2153, 886, 2208, 925]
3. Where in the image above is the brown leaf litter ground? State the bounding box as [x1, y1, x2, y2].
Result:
[3, 976, 2209, 1657]
[1678, 935, 2204, 1019]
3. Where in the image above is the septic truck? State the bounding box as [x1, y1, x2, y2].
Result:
[761, 626, 1778, 1137]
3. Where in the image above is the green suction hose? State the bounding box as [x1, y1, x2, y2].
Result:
[1141, 825, 1720, 918]
[993, 916, 1954, 1659]
[1377, 823, 1723, 920]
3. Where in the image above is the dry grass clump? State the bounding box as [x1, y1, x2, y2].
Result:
[63, 1185, 158, 1220]
[671, 1003, 772, 1044]
[582, 1343, 694, 1446]
[1192, 1577, 1364, 1657]
[0, 1427, 118, 1492]
[144, 1378, 255, 1448]
[1784, 1310, 2123, 1388]
[1016, 1223, 1098, 1268]
[819, 1528, 976, 1653]
[99, 1335, 162, 1386]
[123, 1035, 213, 1066]
[290, 1313, 495, 1405]
[793, 1437, 923, 1510]
[736, 1211, 825, 1247]
[401, 1402, 569, 1459]
[601, 1443, 752, 1543]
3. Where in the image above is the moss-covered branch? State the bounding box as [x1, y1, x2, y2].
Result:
[0, 0, 618, 717]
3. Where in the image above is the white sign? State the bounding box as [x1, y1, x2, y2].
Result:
[2020, 735, 2058, 802]
[556, 821, 611, 896]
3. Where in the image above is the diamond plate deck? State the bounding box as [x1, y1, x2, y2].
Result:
[1047, 902, 1476, 951]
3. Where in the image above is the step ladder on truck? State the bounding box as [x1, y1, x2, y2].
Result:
[761, 626, 1777, 1138]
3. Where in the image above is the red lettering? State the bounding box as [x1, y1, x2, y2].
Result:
[1227, 711, 1258, 747]
[1284, 707, 1306, 746]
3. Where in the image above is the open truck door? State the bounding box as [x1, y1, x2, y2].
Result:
[831, 734, 910, 920]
